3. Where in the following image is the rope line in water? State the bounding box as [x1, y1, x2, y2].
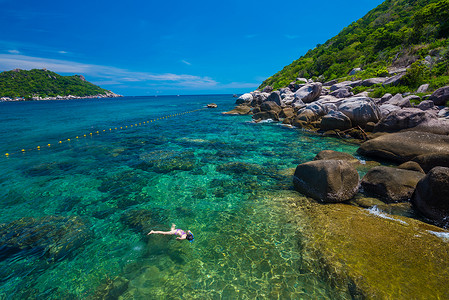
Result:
[4, 108, 206, 157]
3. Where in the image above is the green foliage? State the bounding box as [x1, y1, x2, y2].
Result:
[0, 69, 110, 99]
[259, 0, 449, 95]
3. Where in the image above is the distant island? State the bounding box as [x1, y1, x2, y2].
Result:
[0, 69, 122, 101]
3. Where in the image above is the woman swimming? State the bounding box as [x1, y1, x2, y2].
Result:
[148, 223, 194, 242]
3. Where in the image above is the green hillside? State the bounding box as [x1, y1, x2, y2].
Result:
[0, 69, 112, 99]
[260, 0, 449, 96]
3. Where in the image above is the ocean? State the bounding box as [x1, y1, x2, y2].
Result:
[0, 95, 359, 299]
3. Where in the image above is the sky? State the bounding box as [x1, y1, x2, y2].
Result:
[0, 0, 385, 96]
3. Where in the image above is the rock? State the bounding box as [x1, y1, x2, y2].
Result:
[404, 95, 421, 104]
[279, 107, 295, 119]
[330, 88, 353, 98]
[216, 161, 265, 176]
[357, 131, 449, 163]
[417, 84, 430, 94]
[361, 166, 425, 203]
[320, 110, 352, 131]
[293, 160, 359, 203]
[374, 108, 437, 132]
[296, 109, 319, 123]
[291, 98, 306, 110]
[379, 104, 401, 118]
[361, 77, 387, 86]
[235, 93, 253, 105]
[294, 83, 322, 103]
[0, 216, 92, 261]
[384, 93, 412, 108]
[206, 103, 217, 108]
[222, 105, 252, 115]
[338, 97, 381, 127]
[412, 167, 449, 225]
[251, 92, 270, 106]
[262, 86, 273, 93]
[429, 86, 449, 106]
[438, 107, 449, 118]
[252, 110, 279, 122]
[412, 153, 449, 173]
[288, 82, 300, 92]
[266, 91, 282, 106]
[417, 100, 435, 111]
[330, 81, 362, 91]
[349, 68, 362, 75]
[137, 150, 197, 173]
[398, 161, 425, 174]
[379, 93, 393, 104]
[313, 150, 360, 164]
[260, 101, 281, 113]
[323, 79, 338, 86]
[383, 73, 405, 86]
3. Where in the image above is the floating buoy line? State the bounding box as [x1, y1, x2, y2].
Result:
[4, 108, 206, 158]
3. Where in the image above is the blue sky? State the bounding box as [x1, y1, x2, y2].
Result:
[0, 0, 384, 95]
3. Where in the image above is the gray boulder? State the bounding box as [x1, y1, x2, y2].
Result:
[361, 166, 425, 203]
[438, 107, 449, 119]
[384, 93, 412, 108]
[262, 86, 273, 93]
[330, 87, 353, 98]
[323, 79, 338, 86]
[398, 161, 425, 173]
[411, 167, 449, 225]
[417, 84, 430, 94]
[223, 105, 252, 115]
[361, 77, 387, 87]
[330, 80, 362, 91]
[412, 153, 449, 173]
[235, 93, 253, 105]
[379, 93, 393, 104]
[349, 68, 362, 76]
[313, 150, 360, 165]
[252, 110, 279, 122]
[266, 91, 282, 106]
[260, 101, 281, 113]
[295, 83, 322, 103]
[296, 109, 320, 123]
[374, 108, 436, 132]
[320, 110, 352, 131]
[357, 131, 449, 163]
[429, 86, 449, 106]
[293, 159, 360, 203]
[383, 73, 405, 86]
[338, 97, 381, 127]
[417, 100, 435, 111]
[379, 104, 401, 118]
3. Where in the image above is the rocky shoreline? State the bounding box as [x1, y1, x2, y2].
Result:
[0, 91, 123, 102]
[226, 78, 449, 228]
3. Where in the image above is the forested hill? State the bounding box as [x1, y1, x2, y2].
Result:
[0, 69, 120, 100]
[260, 0, 449, 94]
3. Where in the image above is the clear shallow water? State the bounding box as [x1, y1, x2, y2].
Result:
[0, 95, 359, 299]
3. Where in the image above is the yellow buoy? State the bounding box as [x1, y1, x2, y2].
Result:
[37, 146, 40, 149]
[67, 139, 71, 141]
[76, 136, 79, 139]
[5, 153, 9, 156]
[59, 141, 62, 144]
[22, 149, 25, 152]
[48, 144, 51, 147]
[96, 131, 99, 134]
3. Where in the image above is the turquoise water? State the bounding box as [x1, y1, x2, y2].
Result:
[0, 95, 359, 299]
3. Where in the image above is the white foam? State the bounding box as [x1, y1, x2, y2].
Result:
[428, 231, 449, 241]
[366, 206, 408, 225]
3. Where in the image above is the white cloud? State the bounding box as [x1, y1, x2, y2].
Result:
[0, 54, 218, 88]
[8, 50, 20, 54]
[181, 60, 191, 66]
[58, 51, 68, 54]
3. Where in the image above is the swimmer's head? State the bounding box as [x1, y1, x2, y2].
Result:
[186, 232, 194, 242]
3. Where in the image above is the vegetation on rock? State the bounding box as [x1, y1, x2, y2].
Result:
[260, 0, 449, 95]
[0, 69, 112, 99]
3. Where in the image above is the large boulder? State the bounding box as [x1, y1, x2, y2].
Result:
[361, 77, 387, 86]
[374, 108, 436, 132]
[338, 97, 381, 127]
[293, 159, 360, 203]
[296, 109, 319, 123]
[260, 101, 281, 113]
[384, 93, 412, 108]
[313, 150, 360, 165]
[429, 86, 449, 106]
[252, 110, 280, 122]
[330, 87, 353, 98]
[330, 81, 362, 91]
[361, 166, 425, 203]
[383, 73, 405, 86]
[411, 167, 449, 225]
[222, 105, 252, 115]
[235, 93, 253, 105]
[295, 83, 322, 103]
[266, 91, 282, 106]
[412, 153, 449, 173]
[320, 110, 352, 131]
[0, 216, 92, 261]
[357, 131, 449, 163]
[379, 104, 401, 118]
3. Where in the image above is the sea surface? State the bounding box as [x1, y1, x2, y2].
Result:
[0, 95, 359, 299]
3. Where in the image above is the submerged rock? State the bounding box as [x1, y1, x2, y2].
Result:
[412, 167, 449, 226]
[222, 105, 252, 115]
[120, 209, 167, 235]
[361, 166, 425, 203]
[137, 150, 197, 173]
[293, 159, 359, 203]
[0, 216, 92, 261]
